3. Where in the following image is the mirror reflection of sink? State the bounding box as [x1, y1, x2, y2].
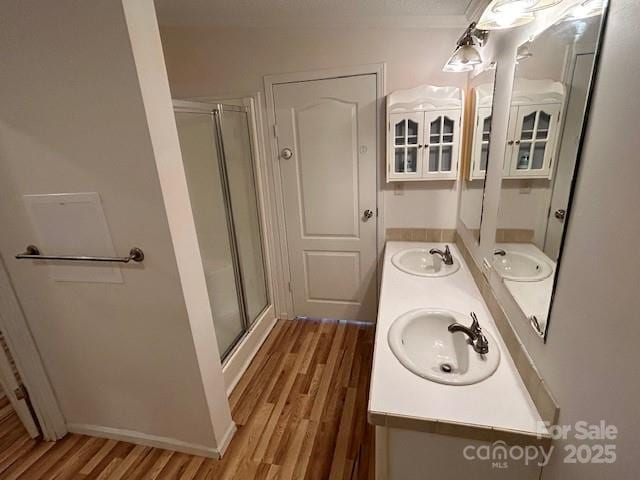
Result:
[388, 309, 500, 386]
[391, 248, 461, 278]
[494, 251, 553, 282]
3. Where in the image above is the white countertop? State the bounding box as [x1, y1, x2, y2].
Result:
[369, 241, 546, 437]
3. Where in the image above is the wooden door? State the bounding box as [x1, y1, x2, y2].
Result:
[273, 75, 378, 321]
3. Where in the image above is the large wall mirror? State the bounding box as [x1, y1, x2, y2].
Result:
[492, 2, 608, 340]
[460, 67, 496, 244]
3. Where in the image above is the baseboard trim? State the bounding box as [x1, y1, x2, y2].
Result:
[67, 423, 221, 459]
[294, 316, 376, 328]
[216, 421, 237, 457]
[223, 308, 277, 397]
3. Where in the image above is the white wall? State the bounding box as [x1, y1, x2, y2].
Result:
[461, 1, 640, 478]
[0, 0, 232, 454]
[159, 25, 468, 229]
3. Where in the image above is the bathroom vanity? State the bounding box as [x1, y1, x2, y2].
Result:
[369, 242, 550, 480]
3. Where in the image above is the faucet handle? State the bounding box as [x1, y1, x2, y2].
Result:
[444, 245, 451, 255]
[470, 312, 481, 334]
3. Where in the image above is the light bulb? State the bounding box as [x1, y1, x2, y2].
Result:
[492, 0, 563, 14]
[492, 0, 541, 14]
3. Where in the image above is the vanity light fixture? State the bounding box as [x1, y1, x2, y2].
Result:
[477, 0, 535, 30]
[563, 0, 605, 20]
[516, 43, 533, 62]
[492, 0, 563, 14]
[442, 22, 488, 73]
[442, 63, 475, 73]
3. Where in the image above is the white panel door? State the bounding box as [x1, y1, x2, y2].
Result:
[274, 75, 378, 321]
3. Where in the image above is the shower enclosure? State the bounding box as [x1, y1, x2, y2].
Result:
[173, 100, 269, 360]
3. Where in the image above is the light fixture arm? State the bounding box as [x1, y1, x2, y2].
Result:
[456, 22, 489, 48]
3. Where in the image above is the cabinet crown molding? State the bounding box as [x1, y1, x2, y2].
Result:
[387, 84, 463, 113]
[512, 78, 565, 105]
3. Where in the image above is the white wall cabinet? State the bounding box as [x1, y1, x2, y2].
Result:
[469, 79, 564, 181]
[505, 103, 561, 178]
[504, 80, 565, 180]
[387, 85, 463, 182]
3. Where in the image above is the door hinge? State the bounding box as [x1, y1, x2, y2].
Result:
[14, 384, 27, 401]
[273, 124, 279, 138]
[287, 281, 292, 292]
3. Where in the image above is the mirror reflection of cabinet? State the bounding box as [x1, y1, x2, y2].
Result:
[471, 108, 492, 178]
[504, 80, 565, 179]
[387, 85, 462, 181]
[469, 83, 495, 180]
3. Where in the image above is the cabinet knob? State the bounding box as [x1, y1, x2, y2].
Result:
[418, 144, 423, 149]
[554, 209, 566, 220]
[508, 140, 514, 145]
[515, 140, 521, 145]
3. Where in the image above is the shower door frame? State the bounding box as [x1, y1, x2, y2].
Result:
[173, 100, 271, 360]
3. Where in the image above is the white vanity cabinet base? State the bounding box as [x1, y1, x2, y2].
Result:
[376, 426, 542, 480]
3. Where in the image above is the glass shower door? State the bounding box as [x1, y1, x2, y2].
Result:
[174, 101, 270, 360]
[216, 108, 269, 326]
[174, 109, 245, 359]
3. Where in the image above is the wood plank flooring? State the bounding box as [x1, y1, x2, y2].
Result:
[0, 319, 375, 479]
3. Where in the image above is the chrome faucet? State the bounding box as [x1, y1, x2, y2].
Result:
[494, 249, 506, 256]
[429, 245, 454, 266]
[448, 312, 489, 355]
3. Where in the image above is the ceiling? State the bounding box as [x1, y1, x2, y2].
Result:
[154, 0, 488, 28]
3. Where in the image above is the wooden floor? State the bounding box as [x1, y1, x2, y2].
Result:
[0, 319, 375, 479]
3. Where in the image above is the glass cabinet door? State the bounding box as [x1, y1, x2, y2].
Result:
[471, 107, 492, 179]
[390, 113, 422, 177]
[424, 110, 459, 177]
[510, 104, 560, 176]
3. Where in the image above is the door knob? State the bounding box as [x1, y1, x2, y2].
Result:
[554, 209, 566, 220]
[280, 148, 293, 160]
[363, 209, 374, 220]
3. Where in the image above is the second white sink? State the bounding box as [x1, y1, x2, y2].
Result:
[392, 248, 460, 278]
[494, 251, 553, 282]
[388, 309, 500, 386]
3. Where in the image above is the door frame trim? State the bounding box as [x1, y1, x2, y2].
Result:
[264, 63, 386, 320]
[0, 257, 67, 440]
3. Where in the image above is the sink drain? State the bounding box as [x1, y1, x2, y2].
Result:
[440, 363, 453, 373]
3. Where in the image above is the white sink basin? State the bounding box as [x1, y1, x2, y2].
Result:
[388, 309, 500, 386]
[494, 251, 553, 282]
[391, 248, 460, 278]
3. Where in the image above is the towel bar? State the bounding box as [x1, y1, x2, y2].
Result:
[15, 245, 144, 263]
